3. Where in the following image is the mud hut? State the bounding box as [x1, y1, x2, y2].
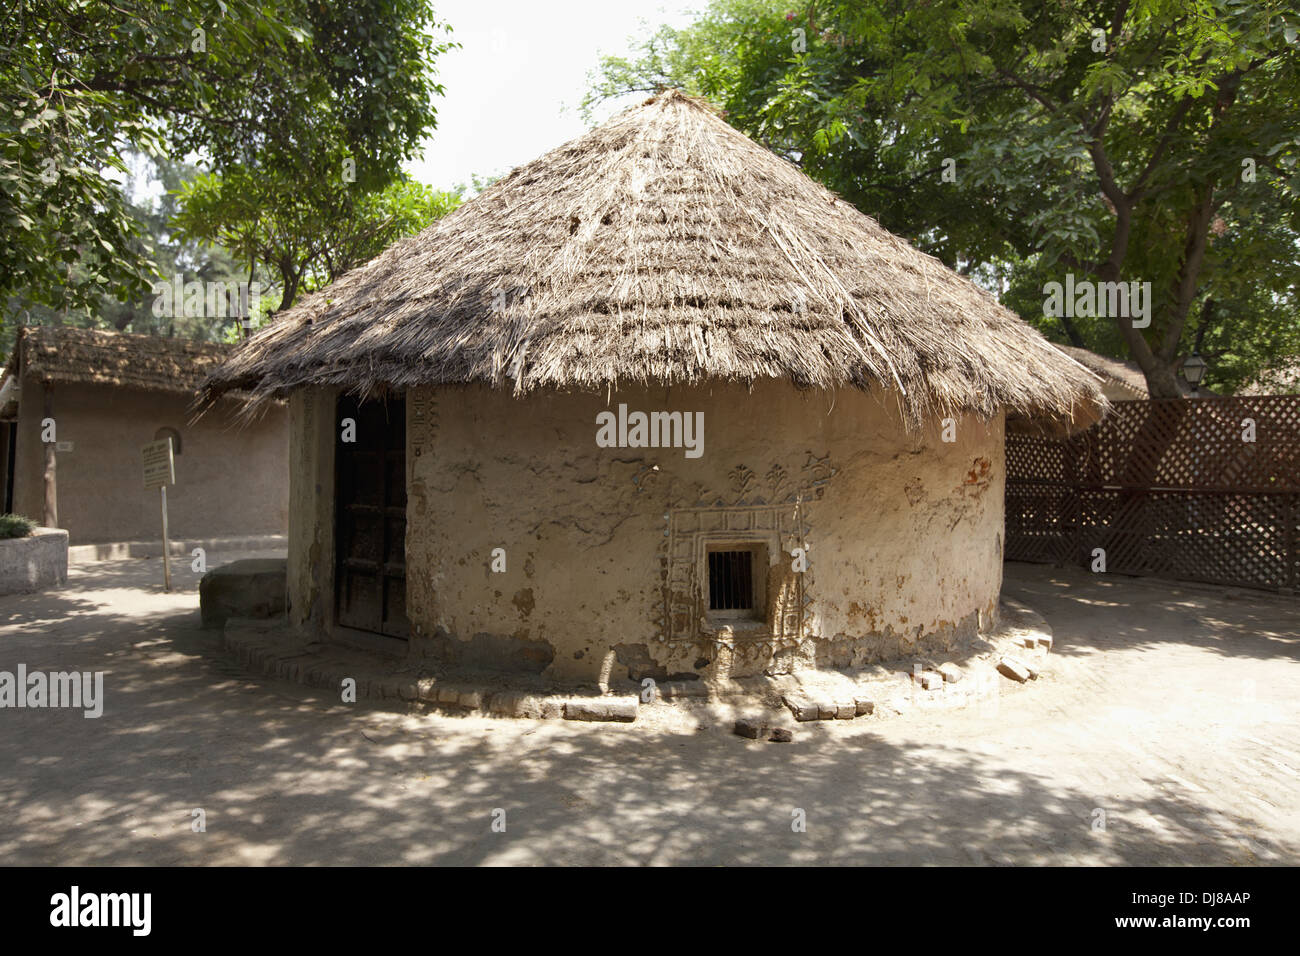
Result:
[201, 90, 1104, 682]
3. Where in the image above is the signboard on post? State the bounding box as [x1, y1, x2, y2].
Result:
[141, 438, 175, 591]
[141, 439, 175, 490]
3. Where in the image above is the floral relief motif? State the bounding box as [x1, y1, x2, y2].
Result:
[728, 464, 757, 498]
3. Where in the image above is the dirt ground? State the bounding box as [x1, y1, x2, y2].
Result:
[1, 554, 1297, 865]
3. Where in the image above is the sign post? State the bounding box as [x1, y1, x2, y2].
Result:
[141, 438, 176, 591]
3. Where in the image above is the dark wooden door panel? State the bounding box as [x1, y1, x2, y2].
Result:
[383, 575, 409, 635]
[335, 395, 407, 638]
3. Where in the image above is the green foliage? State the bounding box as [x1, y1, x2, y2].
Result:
[172, 172, 464, 314]
[0, 80, 156, 314]
[3, 151, 252, 354]
[0, 0, 455, 321]
[319, 179, 464, 282]
[0, 513, 36, 539]
[591, 0, 1300, 396]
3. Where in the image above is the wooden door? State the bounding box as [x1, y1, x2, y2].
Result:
[334, 395, 409, 638]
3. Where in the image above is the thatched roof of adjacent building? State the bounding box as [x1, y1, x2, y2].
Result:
[1058, 345, 1211, 399]
[3, 325, 232, 395]
[1058, 346, 1151, 400]
[202, 90, 1105, 432]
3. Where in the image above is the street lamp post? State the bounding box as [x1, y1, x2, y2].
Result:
[1181, 352, 1208, 395]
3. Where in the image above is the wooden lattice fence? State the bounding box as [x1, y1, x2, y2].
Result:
[1006, 396, 1300, 591]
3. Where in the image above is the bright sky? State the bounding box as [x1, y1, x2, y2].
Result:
[405, 0, 706, 191]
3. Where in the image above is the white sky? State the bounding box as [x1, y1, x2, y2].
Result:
[405, 0, 706, 191]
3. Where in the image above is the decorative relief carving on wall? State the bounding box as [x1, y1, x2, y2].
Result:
[728, 464, 757, 498]
[765, 464, 789, 501]
[631, 461, 662, 493]
[409, 390, 437, 460]
[801, 452, 835, 498]
[658, 455, 836, 651]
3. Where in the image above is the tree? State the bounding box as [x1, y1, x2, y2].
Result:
[171, 171, 464, 316]
[2, 151, 249, 353]
[1, 0, 454, 317]
[318, 178, 465, 284]
[589, 0, 1300, 396]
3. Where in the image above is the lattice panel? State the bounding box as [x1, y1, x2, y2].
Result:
[1164, 494, 1296, 589]
[1071, 397, 1300, 492]
[1006, 396, 1300, 592]
[1293, 496, 1300, 591]
[1077, 489, 1161, 575]
[1076, 490, 1296, 589]
[1005, 433, 1072, 484]
[1005, 485, 1076, 564]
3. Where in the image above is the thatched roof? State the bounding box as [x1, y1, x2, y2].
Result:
[4, 325, 233, 395]
[1058, 346, 1150, 400]
[1058, 345, 1211, 399]
[203, 90, 1105, 432]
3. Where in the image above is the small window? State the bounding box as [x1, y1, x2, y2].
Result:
[705, 542, 768, 623]
[709, 549, 754, 611]
[155, 426, 182, 456]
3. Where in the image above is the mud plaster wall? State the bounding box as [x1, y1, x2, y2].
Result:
[13, 379, 288, 544]
[404, 381, 1004, 683]
[286, 388, 335, 635]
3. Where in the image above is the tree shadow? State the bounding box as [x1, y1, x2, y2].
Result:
[1004, 560, 1300, 663]
[0, 559, 1292, 865]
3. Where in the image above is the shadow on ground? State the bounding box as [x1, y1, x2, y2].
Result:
[1004, 561, 1300, 663]
[0, 556, 1292, 865]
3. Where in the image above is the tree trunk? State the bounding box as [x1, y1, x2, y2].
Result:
[1193, 298, 1214, 353]
[1058, 312, 1085, 348]
[277, 261, 302, 316]
[1144, 359, 1183, 399]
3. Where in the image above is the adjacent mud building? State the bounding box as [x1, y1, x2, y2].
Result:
[1, 326, 287, 545]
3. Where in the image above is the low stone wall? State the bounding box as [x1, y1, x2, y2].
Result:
[0, 527, 69, 596]
[200, 558, 287, 628]
[219, 597, 1055, 730]
[69, 534, 287, 566]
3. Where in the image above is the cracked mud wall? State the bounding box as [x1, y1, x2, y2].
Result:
[405, 381, 1004, 682]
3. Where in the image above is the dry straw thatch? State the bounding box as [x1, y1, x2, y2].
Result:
[203, 90, 1105, 432]
[1058, 345, 1152, 400]
[1060, 344, 1213, 399]
[7, 325, 232, 394]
